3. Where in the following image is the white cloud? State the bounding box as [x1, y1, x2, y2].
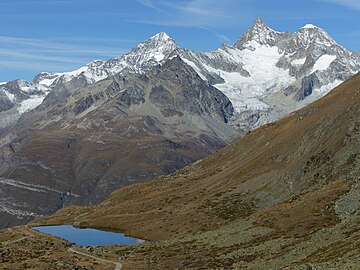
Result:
[320, 0, 360, 10]
[0, 36, 128, 56]
[134, 0, 252, 44]
[136, 0, 167, 13]
[135, 0, 251, 28]
[0, 36, 129, 79]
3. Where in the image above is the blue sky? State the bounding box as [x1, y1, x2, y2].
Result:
[1, 0, 360, 82]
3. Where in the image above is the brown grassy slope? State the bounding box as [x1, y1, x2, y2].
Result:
[0, 226, 118, 270]
[37, 72, 360, 242]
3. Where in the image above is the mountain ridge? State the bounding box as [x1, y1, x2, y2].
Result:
[1, 18, 360, 132]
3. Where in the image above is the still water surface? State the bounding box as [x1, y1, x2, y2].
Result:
[33, 225, 143, 246]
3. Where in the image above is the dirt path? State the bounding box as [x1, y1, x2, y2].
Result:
[3, 236, 28, 245]
[3, 228, 35, 246]
[68, 247, 122, 270]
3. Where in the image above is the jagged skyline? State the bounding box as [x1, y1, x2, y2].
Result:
[0, 0, 359, 81]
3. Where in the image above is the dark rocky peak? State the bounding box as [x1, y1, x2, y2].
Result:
[235, 18, 290, 50]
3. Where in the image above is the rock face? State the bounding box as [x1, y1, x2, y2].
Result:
[0, 57, 238, 228]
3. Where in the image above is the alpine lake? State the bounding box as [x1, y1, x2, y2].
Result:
[33, 225, 143, 246]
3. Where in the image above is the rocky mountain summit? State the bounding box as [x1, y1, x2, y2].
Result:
[235, 17, 291, 49]
[179, 18, 360, 130]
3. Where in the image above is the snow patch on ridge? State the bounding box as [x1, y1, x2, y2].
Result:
[312, 55, 337, 72]
[302, 24, 318, 29]
[39, 77, 58, 87]
[292, 58, 306, 65]
[182, 58, 207, 81]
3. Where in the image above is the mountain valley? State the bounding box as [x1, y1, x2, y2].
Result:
[1, 17, 360, 269]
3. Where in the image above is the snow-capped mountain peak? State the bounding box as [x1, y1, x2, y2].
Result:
[0, 32, 180, 122]
[39, 32, 179, 85]
[235, 18, 290, 50]
[292, 24, 337, 50]
[301, 24, 319, 29]
[32, 32, 179, 88]
[129, 31, 178, 62]
[149, 32, 176, 44]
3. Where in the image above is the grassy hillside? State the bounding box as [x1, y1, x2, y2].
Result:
[7, 72, 360, 268]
